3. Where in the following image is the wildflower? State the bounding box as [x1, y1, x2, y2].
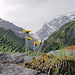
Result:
[25, 36, 33, 41]
[23, 30, 31, 34]
[34, 41, 41, 47]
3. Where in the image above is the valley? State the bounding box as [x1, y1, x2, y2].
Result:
[0, 13, 75, 75]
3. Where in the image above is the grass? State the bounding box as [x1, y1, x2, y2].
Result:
[0, 44, 75, 75]
[0, 28, 75, 74]
[24, 52, 75, 75]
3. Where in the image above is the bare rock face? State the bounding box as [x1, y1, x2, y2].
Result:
[0, 53, 34, 75]
[0, 53, 46, 75]
[0, 63, 38, 75]
[9, 54, 32, 64]
[0, 53, 32, 64]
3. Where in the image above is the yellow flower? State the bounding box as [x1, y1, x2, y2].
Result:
[34, 41, 40, 46]
[23, 30, 31, 34]
[25, 36, 33, 41]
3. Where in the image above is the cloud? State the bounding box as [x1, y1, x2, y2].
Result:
[0, 0, 75, 33]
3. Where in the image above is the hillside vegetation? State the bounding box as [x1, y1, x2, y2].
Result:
[42, 21, 75, 53]
[0, 27, 27, 53]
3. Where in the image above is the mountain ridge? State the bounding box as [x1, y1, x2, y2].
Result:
[32, 12, 75, 40]
[0, 27, 26, 52]
[0, 18, 35, 49]
[0, 18, 27, 38]
[42, 20, 75, 53]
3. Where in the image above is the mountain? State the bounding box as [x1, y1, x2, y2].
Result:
[0, 18, 28, 38]
[0, 27, 23, 43]
[42, 21, 75, 53]
[0, 18, 35, 49]
[0, 27, 26, 52]
[32, 12, 75, 40]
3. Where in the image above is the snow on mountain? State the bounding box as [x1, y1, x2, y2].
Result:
[32, 12, 75, 40]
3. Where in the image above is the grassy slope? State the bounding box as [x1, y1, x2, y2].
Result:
[42, 21, 75, 53]
[0, 27, 26, 52]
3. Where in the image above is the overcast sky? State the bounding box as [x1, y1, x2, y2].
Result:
[0, 0, 75, 33]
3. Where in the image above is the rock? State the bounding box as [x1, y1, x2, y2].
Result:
[0, 52, 9, 63]
[65, 50, 75, 56]
[47, 50, 60, 56]
[0, 63, 46, 75]
[0, 63, 38, 75]
[0, 53, 46, 75]
[47, 50, 75, 56]
[0, 53, 32, 64]
[9, 54, 32, 64]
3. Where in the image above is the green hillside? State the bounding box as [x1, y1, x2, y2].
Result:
[0, 27, 26, 52]
[42, 21, 75, 53]
[0, 28, 23, 43]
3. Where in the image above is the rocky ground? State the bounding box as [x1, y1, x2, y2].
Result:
[24, 50, 75, 75]
[0, 52, 46, 75]
[0, 50, 75, 75]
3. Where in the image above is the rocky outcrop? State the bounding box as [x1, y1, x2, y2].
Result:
[9, 54, 32, 64]
[0, 52, 46, 75]
[47, 50, 75, 56]
[0, 53, 32, 64]
[0, 63, 38, 75]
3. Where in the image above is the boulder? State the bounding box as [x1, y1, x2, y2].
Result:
[48, 50, 75, 56]
[0, 53, 46, 75]
[9, 54, 32, 64]
[0, 63, 38, 75]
